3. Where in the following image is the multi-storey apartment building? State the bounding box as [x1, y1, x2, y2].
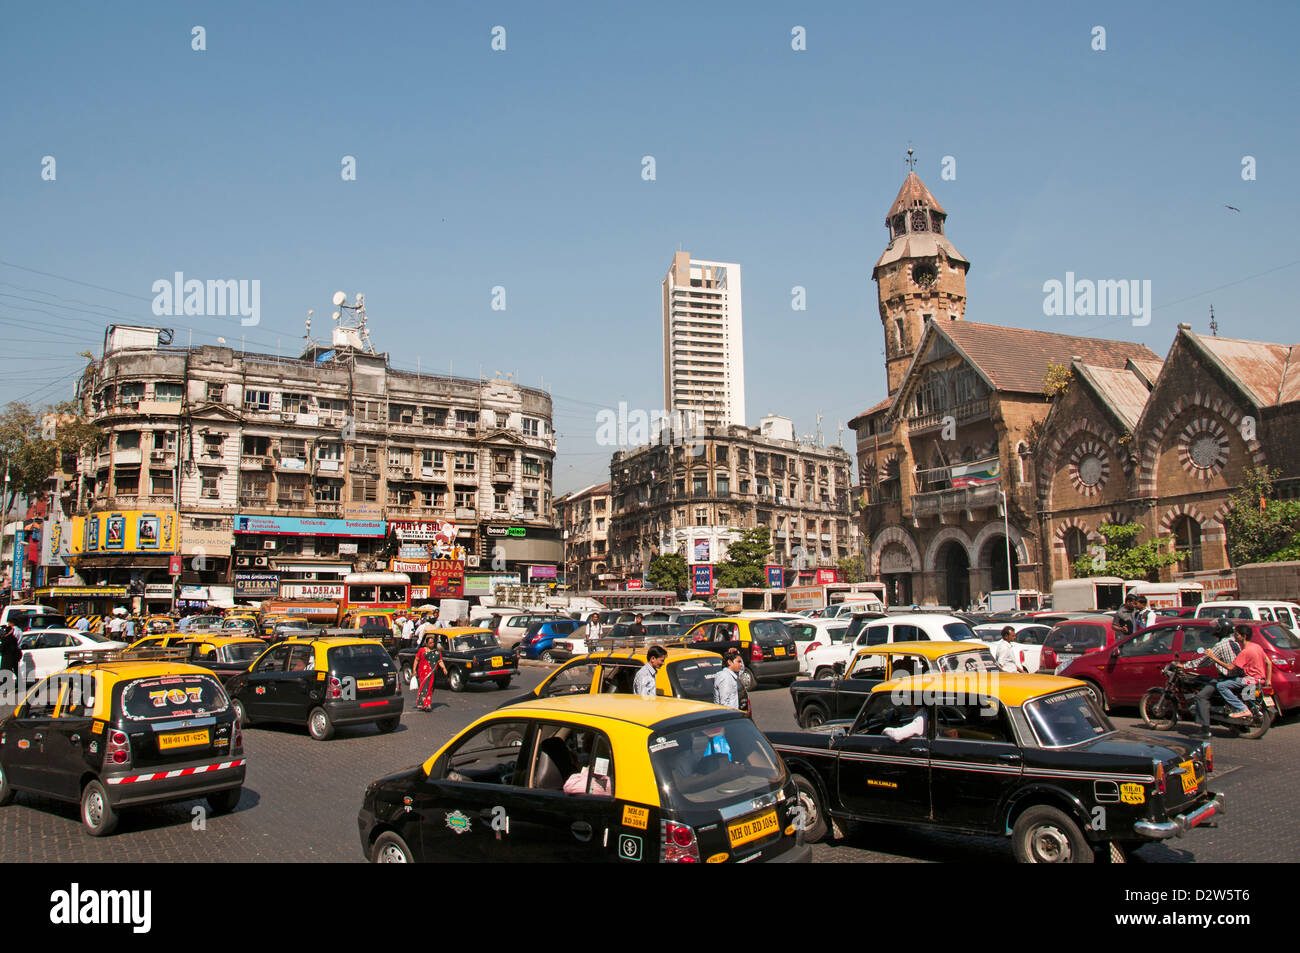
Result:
[663, 251, 745, 429]
[609, 416, 853, 587]
[555, 481, 612, 591]
[67, 323, 559, 596]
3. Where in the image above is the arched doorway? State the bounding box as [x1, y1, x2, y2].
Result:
[941, 542, 970, 608]
[1063, 527, 1088, 577]
[1171, 516, 1203, 572]
[986, 536, 1019, 591]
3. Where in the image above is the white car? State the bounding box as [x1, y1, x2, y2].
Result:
[972, 622, 1053, 673]
[1194, 600, 1300, 634]
[821, 600, 885, 619]
[781, 618, 852, 673]
[802, 613, 983, 680]
[17, 629, 128, 681]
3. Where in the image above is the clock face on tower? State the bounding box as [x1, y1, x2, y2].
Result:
[913, 263, 937, 289]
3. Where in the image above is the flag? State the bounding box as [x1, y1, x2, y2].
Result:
[950, 460, 1001, 488]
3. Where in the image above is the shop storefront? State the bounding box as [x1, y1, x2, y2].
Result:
[234, 514, 386, 582]
[480, 524, 562, 582]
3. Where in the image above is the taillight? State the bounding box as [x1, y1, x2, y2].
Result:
[329, 676, 342, 698]
[232, 726, 243, 753]
[751, 642, 764, 662]
[1154, 761, 1166, 795]
[805, 642, 821, 654]
[661, 820, 700, 863]
[1041, 646, 1058, 669]
[108, 730, 130, 766]
[1204, 743, 1213, 773]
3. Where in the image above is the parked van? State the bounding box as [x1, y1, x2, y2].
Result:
[1194, 600, 1300, 634]
[1124, 581, 1203, 610]
[1051, 577, 1126, 612]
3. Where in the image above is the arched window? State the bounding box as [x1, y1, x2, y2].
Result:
[1171, 515, 1203, 572]
[1063, 527, 1089, 575]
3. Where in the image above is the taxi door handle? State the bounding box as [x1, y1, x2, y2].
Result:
[70, 734, 80, 743]
[571, 821, 593, 842]
[997, 753, 1021, 762]
[908, 746, 927, 755]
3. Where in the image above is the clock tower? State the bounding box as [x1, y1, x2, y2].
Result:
[873, 157, 969, 396]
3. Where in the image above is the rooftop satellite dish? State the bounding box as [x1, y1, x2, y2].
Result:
[332, 291, 347, 307]
[332, 311, 341, 321]
[217, 337, 227, 345]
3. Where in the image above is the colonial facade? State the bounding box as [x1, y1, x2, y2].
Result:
[609, 417, 853, 587]
[1036, 325, 1300, 586]
[555, 481, 612, 591]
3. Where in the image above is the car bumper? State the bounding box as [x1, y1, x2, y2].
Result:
[766, 841, 813, 863]
[467, 666, 517, 681]
[752, 658, 800, 681]
[1133, 793, 1225, 840]
[105, 756, 247, 808]
[327, 695, 404, 726]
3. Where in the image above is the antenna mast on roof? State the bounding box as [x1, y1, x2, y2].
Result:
[905, 144, 917, 171]
[1209, 304, 1218, 337]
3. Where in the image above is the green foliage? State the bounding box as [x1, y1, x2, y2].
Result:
[0, 400, 101, 516]
[1069, 521, 1184, 582]
[838, 553, 868, 584]
[716, 527, 773, 589]
[1224, 466, 1300, 565]
[1043, 362, 1072, 400]
[646, 551, 688, 596]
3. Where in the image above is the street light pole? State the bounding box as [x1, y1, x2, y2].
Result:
[1001, 486, 1013, 591]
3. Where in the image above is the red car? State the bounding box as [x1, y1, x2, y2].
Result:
[1040, 615, 1124, 676]
[1058, 619, 1300, 713]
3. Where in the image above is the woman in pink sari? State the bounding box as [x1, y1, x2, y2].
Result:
[415, 634, 447, 711]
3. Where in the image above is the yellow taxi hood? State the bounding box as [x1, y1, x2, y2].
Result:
[872, 672, 1086, 707]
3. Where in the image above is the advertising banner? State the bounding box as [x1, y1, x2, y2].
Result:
[72, 511, 178, 553]
[391, 559, 429, 574]
[428, 558, 465, 598]
[693, 538, 710, 563]
[528, 565, 558, 580]
[234, 515, 385, 537]
[691, 564, 714, 596]
[234, 572, 280, 598]
[816, 568, 841, 584]
[625, 579, 644, 591]
[766, 565, 784, 588]
[279, 583, 345, 600]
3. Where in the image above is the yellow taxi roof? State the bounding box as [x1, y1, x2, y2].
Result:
[852, 642, 989, 660]
[872, 672, 1086, 706]
[81, 660, 216, 681]
[498, 693, 729, 728]
[278, 635, 381, 648]
[433, 627, 495, 635]
[586, 646, 717, 664]
[178, 634, 266, 645]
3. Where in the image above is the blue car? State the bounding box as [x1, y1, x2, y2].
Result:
[517, 619, 582, 662]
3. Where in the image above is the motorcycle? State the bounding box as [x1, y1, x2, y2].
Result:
[1139, 649, 1275, 739]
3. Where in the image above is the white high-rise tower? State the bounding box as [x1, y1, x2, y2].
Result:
[662, 251, 745, 430]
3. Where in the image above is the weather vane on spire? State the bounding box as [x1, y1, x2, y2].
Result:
[905, 144, 917, 171]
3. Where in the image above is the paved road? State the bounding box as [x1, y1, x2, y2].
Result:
[0, 666, 1290, 862]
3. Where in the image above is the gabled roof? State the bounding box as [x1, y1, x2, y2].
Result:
[848, 396, 893, 430]
[1072, 361, 1155, 432]
[889, 319, 1160, 417]
[1184, 331, 1300, 408]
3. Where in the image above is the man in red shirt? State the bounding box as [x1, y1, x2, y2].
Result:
[1217, 637, 1273, 719]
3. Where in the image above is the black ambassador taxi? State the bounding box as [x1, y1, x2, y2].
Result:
[768, 673, 1223, 862]
[357, 695, 809, 863]
[226, 636, 402, 740]
[0, 660, 245, 835]
[396, 627, 518, 692]
[175, 636, 267, 684]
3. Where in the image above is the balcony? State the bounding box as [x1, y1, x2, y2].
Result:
[276, 456, 309, 473]
[912, 481, 1002, 519]
[148, 450, 177, 466]
[387, 465, 418, 481]
[240, 455, 271, 469]
[907, 396, 991, 434]
[315, 502, 344, 517]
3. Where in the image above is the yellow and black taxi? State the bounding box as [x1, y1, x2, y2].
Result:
[126, 633, 192, 652]
[396, 627, 518, 692]
[144, 614, 177, 634]
[357, 695, 810, 863]
[174, 635, 268, 684]
[225, 636, 402, 740]
[682, 616, 799, 690]
[768, 673, 1224, 862]
[791, 642, 999, 727]
[504, 647, 745, 715]
[0, 660, 245, 836]
[259, 614, 309, 639]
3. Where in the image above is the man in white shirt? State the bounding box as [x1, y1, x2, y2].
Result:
[991, 626, 1027, 674]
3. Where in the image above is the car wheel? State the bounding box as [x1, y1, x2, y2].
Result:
[739, 667, 757, 692]
[231, 698, 251, 726]
[539, 650, 557, 664]
[495, 677, 512, 690]
[813, 667, 834, 681]
[448, 669, 466, 693]
[1081, 680, 1108, 712]
[799, 704, 829, 728]
[791, 774, 828, 843]
[81, 780, 119, 837]
[1138, 689, 1177, 730]
[376, 716, 399, 734]
[207, 787, 241, 815]
[308, 706, 335, 741]
[400, 663, 414, 684]
[371, 831, 414, 863]
[0, 762, 15, 806]
[1012, 806, 1093, 864]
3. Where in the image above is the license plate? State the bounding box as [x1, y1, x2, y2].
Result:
[158, 728, 209, 750]
[492, 656, 503, 668]
[1179, 760, 1199, 794]
[1263, 695, 1276, 709]
[357, 678, 383, 690]
[773, 647, 786, 656]
[727, 809, 779, 848]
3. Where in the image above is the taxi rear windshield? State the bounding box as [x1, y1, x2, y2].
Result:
[121, 675, 228, 721]
[1045, 625, 1106, 650]
[1024, 688, 1114, 747]
[648, 718, 783, 811]
[749, 620, 791, 645]
[328, 644, 395, 674]
[934, 649, 999, 673]
[669, 656, 724, 702]
[451, 634, 500, 652]
[222, 642, 265, 662]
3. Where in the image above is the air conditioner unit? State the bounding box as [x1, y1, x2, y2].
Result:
[403, 468, 412, 476]
[235, 555, 251, 567]
[253, 556, 269, 567]
[281, 413, 295, 422]
[263, 540, 277, 550]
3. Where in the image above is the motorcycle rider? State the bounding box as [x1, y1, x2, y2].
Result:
[1193, 620, 1240, 735]
[1217, 624, 1273, 721]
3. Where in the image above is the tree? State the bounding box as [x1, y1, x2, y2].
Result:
[838, 553, 868, 584]
[0, 400, 101, 516]
[646, 551, 688, 596]
[1069, 521, 1183, 582]
[716, 527, 773, 589]
[1224, 466, 1300, 565]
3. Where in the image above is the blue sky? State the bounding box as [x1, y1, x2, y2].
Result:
[3, 1, 1297, 493]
